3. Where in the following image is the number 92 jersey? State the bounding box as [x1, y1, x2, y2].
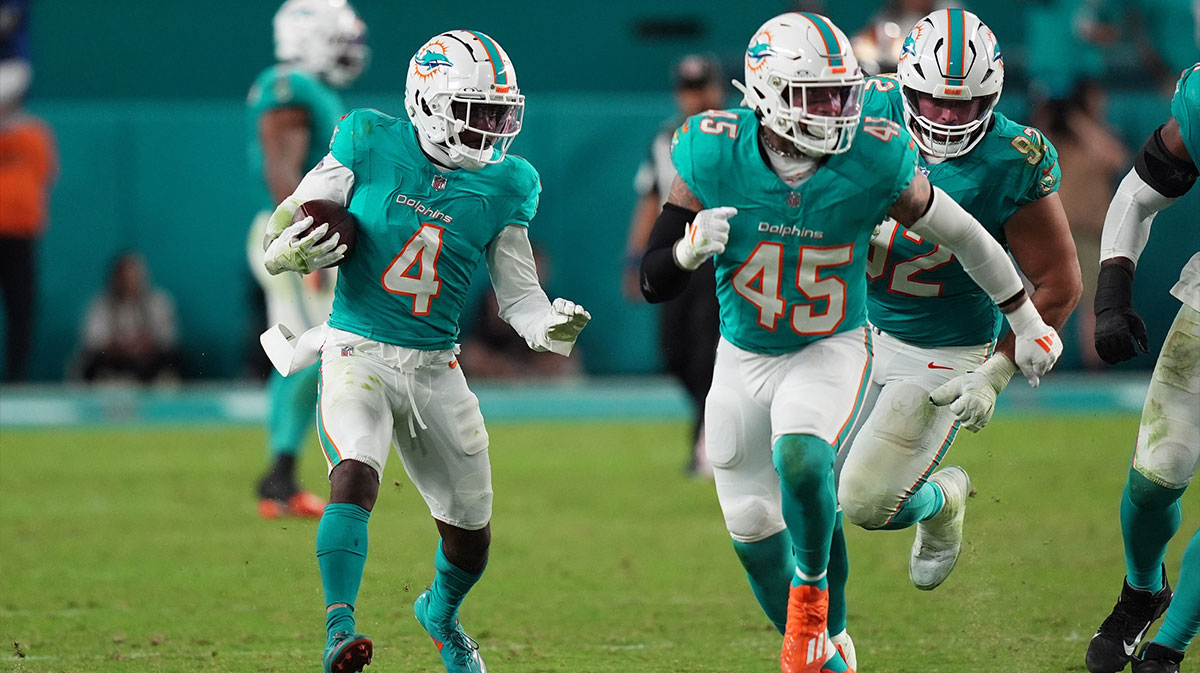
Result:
[863, 75, 1061, 347]
[325, 109, 541, 350]
[670, 102, 918, 355]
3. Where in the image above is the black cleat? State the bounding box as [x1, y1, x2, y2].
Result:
[1132, 643, 1185, 673]
[1086, 569, 1173, 673]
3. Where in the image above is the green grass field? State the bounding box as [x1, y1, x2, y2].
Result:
[0, 414, 1190, 673]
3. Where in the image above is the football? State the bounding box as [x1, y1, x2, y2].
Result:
[292, 199, 357, 264]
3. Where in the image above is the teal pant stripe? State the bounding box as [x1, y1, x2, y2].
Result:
[316, 368, 341, 469]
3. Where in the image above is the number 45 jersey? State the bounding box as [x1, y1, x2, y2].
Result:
[325, 109, 540, 350]
[670, 100, 918, 355]
[864, 75, 1061, 347]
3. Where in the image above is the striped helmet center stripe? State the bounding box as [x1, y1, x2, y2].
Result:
[946, 9, 965, 81]
[799, 13, 844, 67]
[467, 30, 507, 86]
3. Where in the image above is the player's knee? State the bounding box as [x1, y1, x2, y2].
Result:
[330, 459, 380, 511]
[837, 470, 894, 530]
[1130, 459, 1190, 507]
[723, 494, 785, 542]
[773, 434, 835, 492]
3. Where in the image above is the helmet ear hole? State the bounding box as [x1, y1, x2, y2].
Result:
[420, 99, 434, 117]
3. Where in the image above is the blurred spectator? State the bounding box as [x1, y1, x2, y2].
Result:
[0, 0, 51, 382]
[1033, 80, 1129, 370]
[77, 252, 182, 383]
[852, 0, 956, 75]
[623, 54, 725, 477]
[459, 247, 581, 380]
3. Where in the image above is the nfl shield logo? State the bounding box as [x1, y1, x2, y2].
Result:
[341, 345, 355, 357]
[432, 175, 447, 191]
[787, 192, 801, 208]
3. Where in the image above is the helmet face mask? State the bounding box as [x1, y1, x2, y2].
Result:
[734, 13, 865, 157]
[406, 32, 525, 170]
[274, 0, 369, 88]
[897, 9, 1003, 159]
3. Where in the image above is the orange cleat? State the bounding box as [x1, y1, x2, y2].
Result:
[781, 584, 854, 673]
[258, 499, 287, 520]
[287, 491, 327, 518]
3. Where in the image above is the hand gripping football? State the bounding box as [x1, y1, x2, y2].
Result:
[292, 199, 357, 264]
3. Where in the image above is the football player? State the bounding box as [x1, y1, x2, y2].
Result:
[831, 7, 1080, 610]
[261, 30, 590, 673]
[639, 12, 1062, 673]
[246, 0, 368, 519]
[1084, 63, 1200, 673]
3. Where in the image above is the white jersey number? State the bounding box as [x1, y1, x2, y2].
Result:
[382, 224, 444, 315]
[733, 242, 853, 335]
[868, 220, 952, 297]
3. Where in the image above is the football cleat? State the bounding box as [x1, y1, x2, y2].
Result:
[287, 491, 327, 518]
[414, 590, 487, 673]
[781, 584, 855, 673]
[909, 466, 972, 590]
[1132, 642, 1185, 673]
[829, 629, 857, 670]
[1086, 570, 1173, 673]
[323, 631, 372, 673]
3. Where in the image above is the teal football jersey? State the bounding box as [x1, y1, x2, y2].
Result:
[863, 75, 1061, 347]
[325, 109, 540, 350]
[247, 65, 345, 211]
[671, 99, 918, 355]
[1172, 63, 1200, 164]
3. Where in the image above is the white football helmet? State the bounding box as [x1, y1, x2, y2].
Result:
[274, 0, 368, 88]
[733, 12, 864, 156]
[405, 30, 524, 171]
[897, 9, 1003, 159]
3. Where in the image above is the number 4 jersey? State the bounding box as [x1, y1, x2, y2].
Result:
[670, 99, 918, 355]
[325, 109, 540, 350]
[864, 75, 1061, 347]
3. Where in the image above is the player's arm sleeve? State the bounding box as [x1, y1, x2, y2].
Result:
[262, 154, 356, 249]
[485, 225, 569, 354]
[1099, 124, 1197, 264]
[640, 124, 707, 303]
[908, 185, 1025, 304]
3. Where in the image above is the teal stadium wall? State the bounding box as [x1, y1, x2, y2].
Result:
[11, 1, 1199, 380]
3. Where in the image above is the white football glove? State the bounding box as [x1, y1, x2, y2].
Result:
[545, 297, 591, 345]
[929, 353, 1018, 432]
[263, 216, 347, 275]
[673, 206, 736, 270]
[1003, 298, 1063, 387]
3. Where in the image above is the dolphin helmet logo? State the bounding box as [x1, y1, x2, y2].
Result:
[746, 31, 774, 72]
[414, 40, 454, 80]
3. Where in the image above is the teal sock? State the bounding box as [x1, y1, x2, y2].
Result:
[731, 531, 792, 634]
[1154, 525, 1200, 651]
[1121, 468, 1184, 592]
[316, 503, 371, 635]
[429, 542, 484, 626]
[773, 434, 837, 585]
[827, 511, 848, 635]
[879, 479, 946, 530]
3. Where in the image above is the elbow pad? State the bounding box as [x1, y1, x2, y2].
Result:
[1134, 126, 1198, 198]
[908, 187, 1024, 304]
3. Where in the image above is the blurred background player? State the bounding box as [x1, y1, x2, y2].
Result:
[623, 53, 725, 476]
[76, 251, 182, 383]
[1085, 62, 1200, 673]
[833, 8, 1080, 612]
[849, 0, 951, 75]
[246, 0, 367, 519]
[640, 12, 1062, 673]
[260, 30, 590, 673]
[0, 0, 55, 383]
